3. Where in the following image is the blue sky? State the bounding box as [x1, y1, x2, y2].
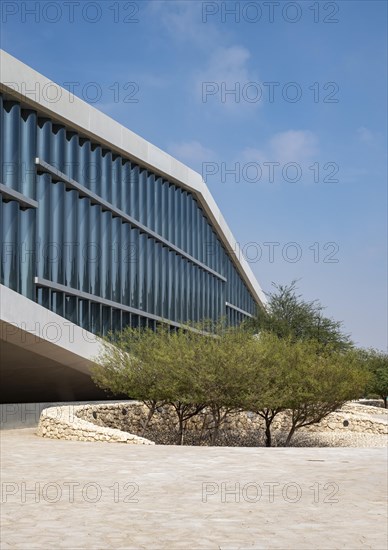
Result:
[1, 0, 387, 350]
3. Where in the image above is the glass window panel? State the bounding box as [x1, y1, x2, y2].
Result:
[194, 263, 198, 323]
[184, 192, 191, 255]
[122, 161, 131, 216]
[49, 181, 65, 286]
[147, 173, 155, 231]
[130, 164, 139, 220]
[65, 295, 77, 324]
[101, 149, 112, 202]
[205, 272, 210, 321]
[147, 237, 154, 314]
[130, 227, 139, 308]
[155, 177, 163, 236]
[122, 312, 131, 330]
[187, 262, 192, 324]
[168, 250, 175, 321]
[121, 223, 130, 306]
[199, 213, 206, 264]
[51, 291, 64, 317]
[112, 155, 121, 208]
[175, 187, 181, 249]
[90, 302, 101, 335]
[193, 266, 199, 322]
[210, 276, 215, 322]
[2, 101, 20, 191]
[168, 184, 174, 244]
[36, 288, 50, 310]
[78, 198, 89, 293]
[140, 316, 148, 329]
[1, 202, 18, 291]
[78, 137, 90, 188]
[139, 169, 147, 225]
[162, 246, 169, 319]
[140, 232, 147, 310]
[175, 254, 181, 323]
[161, 181, 168, 240]
[154, 242, 161, 317]
[192, 199, 198, 260]
[78, 299, 90, 331]
[17, 208, 33, 299]
[100, 211, 112, 300]
[208, 226, 214, 270]
[102, 306, 112, 336]
[64, 132, 78, 290]
[111, 217, 121, 303]
[90, 144, 102, 196]
[89, 205, 100, 297]
[175, 187, 185, 250]
[112, 309, 122, 333]
[181, 258, 187, 323]
[20, 109, 36, 199]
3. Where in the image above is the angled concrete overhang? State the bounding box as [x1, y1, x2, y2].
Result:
[0, 49, 267, 309]
[0, 285, 102, 374]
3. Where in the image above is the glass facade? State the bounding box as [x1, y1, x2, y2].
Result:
[0, 94, 259, 335]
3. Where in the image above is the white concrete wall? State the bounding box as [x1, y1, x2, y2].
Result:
[0, 284, 102, 375]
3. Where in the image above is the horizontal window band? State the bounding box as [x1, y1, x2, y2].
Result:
[0, 183, 38, 210]
[34, 277, 213, 334]
[225, 301, 253, 318]
[35, 158, 227, 283]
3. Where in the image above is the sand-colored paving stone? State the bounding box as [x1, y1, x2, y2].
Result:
[1, 428, 387, 549]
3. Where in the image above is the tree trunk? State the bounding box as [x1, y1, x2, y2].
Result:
[383, 396, 387, 409]
[141, 403, 156, 437]
[210, 407, 222, 445]
[177, 413, 185, 445]
[285, 424, 297, 446]
[264, 419, 272, 447]
[211, 421, 220, 446]
[198, 412, 209, 444]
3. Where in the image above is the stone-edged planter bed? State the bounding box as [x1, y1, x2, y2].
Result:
[36, 400, 388, 447]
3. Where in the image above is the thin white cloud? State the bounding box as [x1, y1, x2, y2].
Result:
[195, 45, 260, 113]
[145, 0, 222, 49]
[242, 130, 319, 166]
[168, 140, 216, 171]
[146, 1, 259, 116]
[357, 126, 375, 143]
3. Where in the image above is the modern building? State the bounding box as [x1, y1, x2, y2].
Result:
[0, 50, 266, 403]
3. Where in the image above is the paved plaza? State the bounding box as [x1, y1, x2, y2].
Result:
[1, 429, 387, 549]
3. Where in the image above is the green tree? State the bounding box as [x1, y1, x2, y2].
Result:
[92, 322, 259, 444]
[280, 344, 368, 445]
[92, 325, 208, 444]
[241, 334, 367, 447]
[359, 349, 388, 408]
[246, 281, 352, 351]
[198, 324, 257, 444]
[242, 333, 290, 447]
[92, 326, 171, 435]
